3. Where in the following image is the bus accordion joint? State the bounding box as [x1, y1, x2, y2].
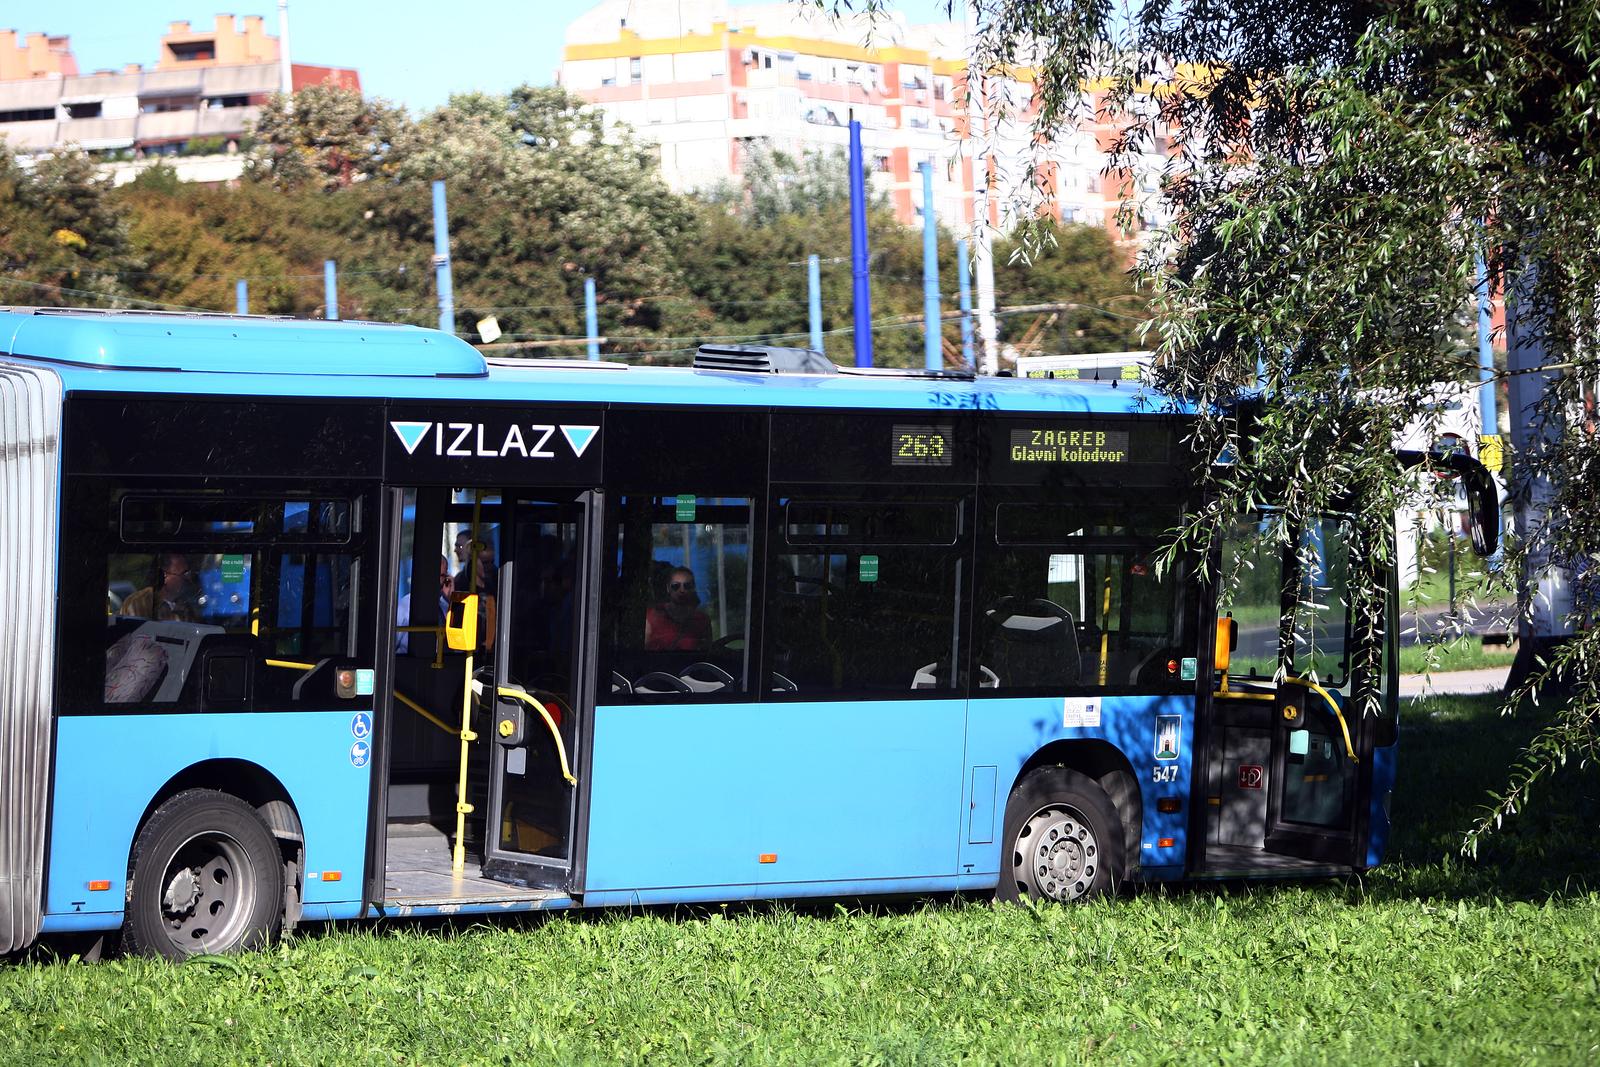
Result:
[1280, 676, 1358, 762]
[497, 687, 577, 786]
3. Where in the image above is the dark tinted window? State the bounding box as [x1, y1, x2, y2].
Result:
[766, 496, 968, 697]
[976, 497, 1194, 693]
[601, 495, 753, 700]
[62, 480, 374, 713]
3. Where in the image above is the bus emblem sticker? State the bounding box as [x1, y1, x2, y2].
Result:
[560, 425, 598, 457]
[1064, 698, 1100, 729]
[391, 421, 433, 455]
[1155, 715, 1181, 761]
[349, 740, 371, 768]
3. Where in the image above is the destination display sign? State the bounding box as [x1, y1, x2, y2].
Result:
[1009, 427, 1131, 465]
[891, 424, 953, 467]
[987, 417, 1179, 486]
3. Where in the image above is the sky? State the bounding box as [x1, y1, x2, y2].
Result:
[19, 1, 958, 114]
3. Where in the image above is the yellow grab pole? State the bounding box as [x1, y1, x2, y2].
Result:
[451, 491, 487, 874]
[1097, 574, 1113, 687]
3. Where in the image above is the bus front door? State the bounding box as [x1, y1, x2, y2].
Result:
[479, 492, 594, 889]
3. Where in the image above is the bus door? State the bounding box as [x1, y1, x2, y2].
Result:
[480, 492, 593, 888]
[1207, 515, 1370, 869]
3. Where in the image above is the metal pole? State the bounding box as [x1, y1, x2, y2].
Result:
[277, 0, 292, 96]
[323, 259, 338, 320]
[432, 179, 454, 335]
[1506, 263, 1573, 661]
[847, 117, 873, 368]
[920, 162, 942, 371]
[585, 277, 600, 361]
[974, 227, 998, 374]
[235, 279, 248, 315]
[1476, 251, 1498, 435]
[807, 254, 823, 353]
[956, 238, 974, 369]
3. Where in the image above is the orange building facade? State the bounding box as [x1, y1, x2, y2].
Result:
[559, 0, 1171, 240]
[0, 14, 358, 160]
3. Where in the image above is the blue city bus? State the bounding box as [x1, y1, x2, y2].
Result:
[0, 308, 1495, 959]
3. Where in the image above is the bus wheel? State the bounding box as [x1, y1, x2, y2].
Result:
[124, 789, 284, 959]
[997, 767, 1125, 904]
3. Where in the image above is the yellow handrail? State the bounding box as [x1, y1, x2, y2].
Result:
[264, 658, 318, 671]
[1281, 676, 1358, 762]
[497, 687, 578, 786]
[393, 689, 458, 739]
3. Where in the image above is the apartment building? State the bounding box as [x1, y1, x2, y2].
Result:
[558, 0, 1170, 238]
[0, 14, 358, 182]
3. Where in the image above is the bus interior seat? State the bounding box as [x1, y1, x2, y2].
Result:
[983, 598, 1080, 688]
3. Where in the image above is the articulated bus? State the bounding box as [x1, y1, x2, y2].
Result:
[0, 308, 1494, 959]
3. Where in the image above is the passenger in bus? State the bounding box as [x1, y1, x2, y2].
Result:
[454, 528, 498, 595]
[645, 567, 712, 651]
[396, 555, 453, 653]
[119, 552, 201, 622]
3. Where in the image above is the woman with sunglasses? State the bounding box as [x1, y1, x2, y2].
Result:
[644, 567, 711, 652]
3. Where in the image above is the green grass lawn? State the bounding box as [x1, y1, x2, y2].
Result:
[1397, 638, 1518, 676]
[4, 694, 1598, 1065]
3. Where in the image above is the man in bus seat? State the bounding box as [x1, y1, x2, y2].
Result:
[396, 555, 453, 653]
[119, 552, 201, 622]
[645, 567, 712, 651]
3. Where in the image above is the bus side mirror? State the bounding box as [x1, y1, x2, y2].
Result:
[445, 593, 479, 651]
[1462, 461, 1500, 558]
[1215, 616, 1237, 673]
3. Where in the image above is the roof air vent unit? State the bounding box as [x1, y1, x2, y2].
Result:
[693, 344, 837, 375]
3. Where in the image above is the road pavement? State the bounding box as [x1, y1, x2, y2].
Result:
[1397, 666, 1510, 698]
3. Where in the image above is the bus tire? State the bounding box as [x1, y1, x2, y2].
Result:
[997, 767, 1125, 904]
[124, 789, 284, 959]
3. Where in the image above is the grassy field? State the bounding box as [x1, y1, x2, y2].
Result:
[4, 694, 1598, 1065]
[1397, 638, 1517, 676]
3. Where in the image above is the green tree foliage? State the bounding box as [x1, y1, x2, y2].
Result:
[0, 147, 137, 305]
[6, 83, 1145, 370]
[245, 84, 410, 190]
[888, 0, 1599, 840]
[993, 220, 1147, 354]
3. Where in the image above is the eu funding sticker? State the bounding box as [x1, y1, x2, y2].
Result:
[1010, 428, 1130, 464]
[1064, 698, 1101, 729]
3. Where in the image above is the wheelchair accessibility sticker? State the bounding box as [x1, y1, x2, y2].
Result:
[1155, 715, 1181, 761]
[349, 740, 370, 768]
[351, 712, 372, 740]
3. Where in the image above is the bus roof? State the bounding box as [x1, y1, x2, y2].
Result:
[1, 308, 1180, 416]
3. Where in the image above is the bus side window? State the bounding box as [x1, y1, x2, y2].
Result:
[975, 500, 1191, 692]
[766, 497, 966, 697]
[89, 491, 369, 711]
[601, 495, 753, 699]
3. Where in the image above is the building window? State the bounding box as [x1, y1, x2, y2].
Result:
[0, 108, 55, 123]
[169, 41, 215, 62]
[629, 56, 642, 84]
[64, 102, 102, 120]
[204, 94, 250, 109]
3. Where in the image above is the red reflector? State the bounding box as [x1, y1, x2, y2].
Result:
[322, 871, 342, 882]
[1158, 837, 1176, 848]
[87, 880, 111, 892]
[758, 853, 777, 864]
[1157, 797, 1182, 814]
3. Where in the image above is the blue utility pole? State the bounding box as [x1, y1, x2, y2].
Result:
[807, 254, 823, 353]
[432, 180, 454, 335]
[585, 277, 600, 361]
[956, 239, 974, 369]
[847, 117, 873, 368]
[1476, 251, 1498, 435]
[323, 260, 338, 320]
[920, 162, 941, 371]
[235, 279, 248, 315]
